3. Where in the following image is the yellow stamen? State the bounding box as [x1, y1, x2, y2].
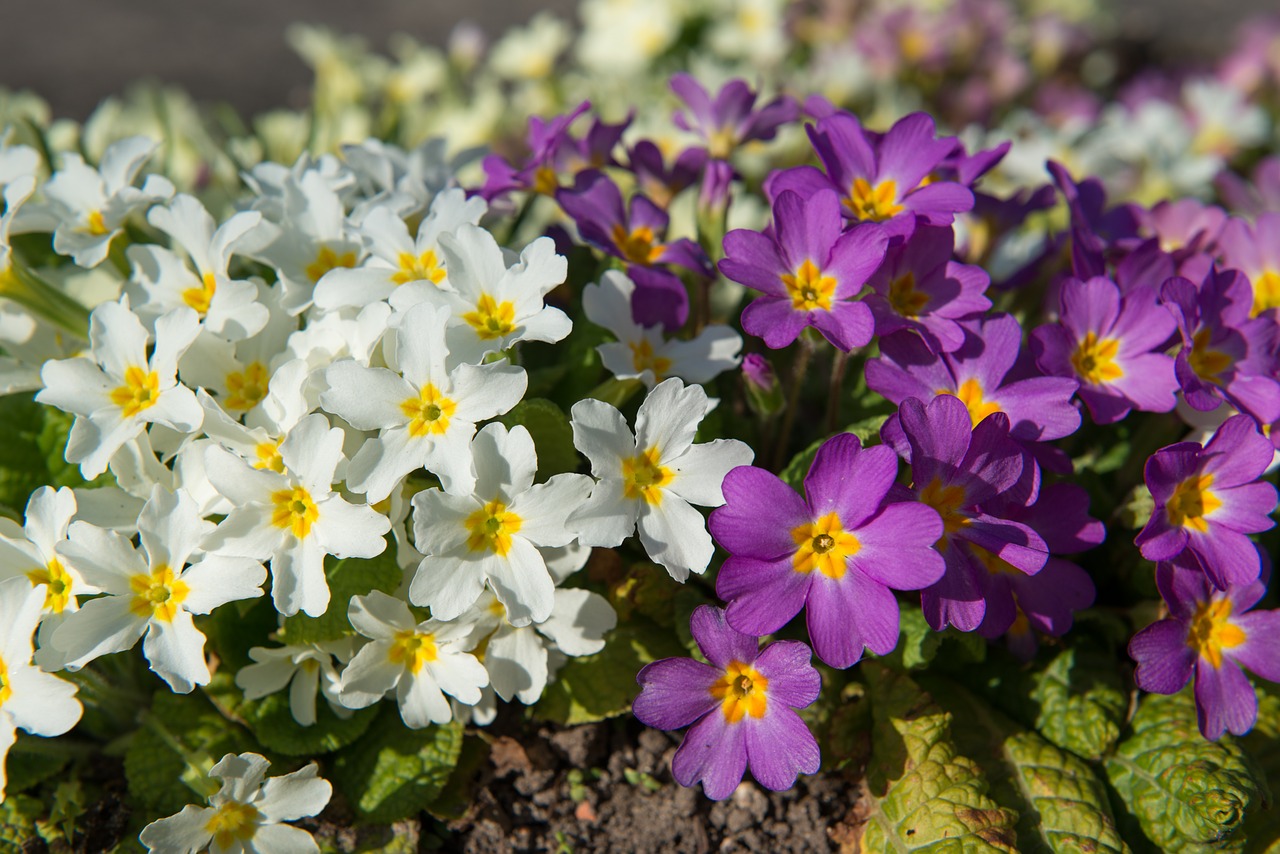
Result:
[1166, 473, 1221, 533]
[1188, 328, 1234, 382]
[128, 564, 190, 622]
[946, 378, 1002, 428]
[400, 383, 458, 437]
[790, 512, 860, 578]
[271, 487, 319, 539]
[182, 271, 218, 315]
[846, 177, 905, 222]
[224, 361, 270, 411]
[780, 259, 838, 312]
[621, 447, 673, 504]
[1071, 331, 1124, 385]
[610, 223, 665, 266]
[254, 440, 285, 473]
[888, 271, 930, 318]
[109, 366, 161, 418]
[205, 801, 262, 850]
[709, 661, 769, 724]
[0, 654, 11, 706]
[461, 294, 517, 340]
[86, 210, 110, 236]
[464, 500, 523, 556]
[533, 166, 560, 196]
[388, 629, 439, 674]
[1187, 597, 1247, 669]
[304, 245, 358, 283]
[27, 558, 74, 613]
[1252, 269, 1280, 317]
[629, 339, 672, 380]
[391, 249, 446, 286]
[917, 478, 970, 543]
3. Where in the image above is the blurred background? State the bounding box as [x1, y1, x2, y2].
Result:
[0, 0, 1274, 120]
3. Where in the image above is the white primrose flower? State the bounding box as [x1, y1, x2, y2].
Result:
[0, 487, 93, 624]
[139, 752, 331, 854]
[390, 224, 571, 365]
[128, 194, 271, 340]
[16, 136, 173, 268]
[459, 586, 615, 706]
[337, 590, 488, 728]
[37, 301, 202, 479]
[584, 270, 742, 388]
[312, 188, 486, 312]
[489, 12, 572, 81]
[236, 638, 358, 727]
[409, 422, 593, 625]
[340, 137, 481, 224]
[203, 413, 391, 617]
[0, 577, 83, 803]
[320, 302, 527, 501]
[567, 377, 753, 581]
[0, 141, 39, 187]
[48, 486, 267, 693]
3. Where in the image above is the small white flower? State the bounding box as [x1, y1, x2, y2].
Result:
[338, 590, 488, 728]
[409, 423, 592, 625]
[320, 302, 527, 501]
[37, 300, 203, 479]
[0, 486, 89, 619]
[203, 413, 391, 617]
[567, 377, 752, 580]
[48, 486, 267, 692]
[236, 638, 358, 726]
[139, 752, 331, 854]
[584, 270, 742, 388]
[0, 576, 83, 804]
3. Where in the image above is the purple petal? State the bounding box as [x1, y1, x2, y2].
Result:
[900, 395, 973, 486]
[902, 181, 974, 219]
[774, 190, 840, 273]
[1186, 528, 1262, 590]
[959, 412, 1024, 503]
[806, 570, 899, 667]
[852, 502, 946, 590]
[1013, 557, 1095, 635]
[753, 640, 821, 708]
[763, 165, 836, 203]
[719, 556, 811, 637]
[922, 545, 986, 632]
[826, 223, 890, 292]
[671, 710, 748, 800]
[720, 230, 785, 295]
[1129, 619, 1195, 694]
[804, 436, 897, 528]
[711, 467, 809, 560]
[1194, 658, 1257, 740]
[964, 516, 1048, 574]
[877, 113, 951, 189]
[744, 706, 821, 791]
[690, 605, 760, 669]
[810, 300, 875, 351]
[1233, 610, 1280, 682]
[634, 658, 721, 730]
[741, 297, 810, 350]
[1201, 414, 1275, 487]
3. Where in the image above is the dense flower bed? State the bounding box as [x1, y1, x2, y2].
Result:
[1, 0, 1278, 850]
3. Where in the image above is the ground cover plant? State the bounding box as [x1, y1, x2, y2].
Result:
[1, 0, 1279, 850]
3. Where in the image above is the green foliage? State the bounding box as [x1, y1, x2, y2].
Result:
[1240, 681, 1280, 852]
[0, 794, 44, 851]
[0, 393, 52, 514]
[499, 397, 580, 480]
[3, 735, 71, 795]
[1106, 688, 1264, 851]
[279, 550, 402, 644]
[778, 434, 826, 492]
[535, 614, 686, 724]
[426, 735, 491, 820]
[330, 707, 463, 824]
[239, 691, 379, 756]
[889, 605, 987, 671]
[858, 662, 1020, 852]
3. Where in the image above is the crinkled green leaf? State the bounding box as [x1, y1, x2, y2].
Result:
[858, 662, 1020, 852]
[3, 735, 71, 795]
[535, 614, 685, 725]
[499, 397, 579, 481]
[1237, 681, 1280, 853]
[1106, 687, 1263, 851]
[425, 734, 491, 820]
[889, 605, 987, 671]
[922, 676, 1129, 854]
[239, 691, 379, 756]
[279, 551, 401, 644]
[330, 707, 463, 824]
[0, 794, 44, 850]
[1029, 646, 1128, 761]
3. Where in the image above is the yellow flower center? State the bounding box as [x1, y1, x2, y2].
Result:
[1166, 472, 1221, 533]
[621, 447, 673, 504]
[709, 661, 769, 724]
[945, 378, 1002, 428]
[1070, 331, 1124, 385]
[918, 478, 970, 542]
[707, 127, 737, 160]
[109, 366, 161, 418]
[224, 361, 270, 411]
[781, 259, 838, 312]
[790, 512, 860, 578]
[86, 210, 110, 236]
[400, 383, 458, 437]
[1186, 597, 1247, 669]
[27, 558, 74, 613]
[533, 166, 560, 196]
[888, 271, 930, 318]
[0, 654, 11, 707]
[845, 177, 905, 222]
[254, 440, 285, 472]
[271, 486, 319, 539]
[462, 293, 518, 340]
[388, 629, 439, 674]
[391, 249, 446, 286]
[610, 223, 665, 266]
[182, 271, 218, 315]
[205, 801, 262, 850]
[305, 245, 358, 283]
[129, 564, 191, 622]
[1188, 328, 1234, 383]
[464, 500, 523, 556]
[629, 339, 672, 380]
[1252, 269, 1280, 317]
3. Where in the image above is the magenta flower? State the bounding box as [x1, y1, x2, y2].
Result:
[633, 606, 821, 800]
[1135, 414, 1277, 589]
[480, 102, 629, 201]
[766, 111, 973, 237]
[864, 224, 991, 352]
[719, 189, 888, 351]
[1129, 556, 1280, 740]
[628, 140, 707, 209]
[670, 74, 799, 161]
[710, 433, 944, 668]
[1215, 156, 1280, 218]
[1030, 276, 1179, 424]
[1217, 213, 1280, 318]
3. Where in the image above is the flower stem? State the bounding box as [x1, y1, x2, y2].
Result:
[826, 349, 850, 434]
[0, 263, 90, 340]
[772, 333, 815, 472]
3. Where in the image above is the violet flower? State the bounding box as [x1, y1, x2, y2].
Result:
[1215, 156, 1280, 218]
[710, 433, 944, 668]
[1216, 213, 1280, 318]
[480, 102, 591, 201]
[1135, 414, 1277, 589]
[628, 141, 708, 209]
[718, 189, 888, 351]
[670, 74, 799, 161]
[633, 606, 821, 800]
[1129, 556, 1280, 740]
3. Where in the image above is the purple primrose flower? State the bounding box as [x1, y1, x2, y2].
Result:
[480, 102, 629, 201]
[670, 74, 799, 161]
[633, 606, 821, 800]
[1216, 212, 1280, 318]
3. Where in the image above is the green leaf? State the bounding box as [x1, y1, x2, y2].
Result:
[858, 662, 1020, 852]
[1106, 687, 1263, 851]
[921, 675, 1129, 854]
[535, 615, 685, 725]
[38, 405, 109, 489]
[778, 434, 826, 492]
[888, 604, 986, 671]
[4, 734, 71, 795]
[1028, 646, 1128, 761]
[425, 735, 491, 821]
[279, 550, 401, 644]
[239, 691, 379, 756]
[499, 397, 579, 481]
[0, 393, 50, 514]
[0, 794, 44, 850]
[1240, 681, 1280, 853]
[330, 707, 463, 824]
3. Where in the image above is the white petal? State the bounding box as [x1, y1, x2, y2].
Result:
[289, 665, 320, 726]
[7, 665, 82, 736]
[348, 590, 414, 640]
[344, 428, 423, 504]
[450, 362, 527, 424]
[249, 823, 321, 854]
[635, 378, 707, 462]
[271, 537, 330, 618]
[394, 303, 451, 388]
[636, 496, 713, 582]
[280, 414, 344, 496]
[314, 497, 391, 559]
[429, 648, 488, 706]
[486, 626, 548, 704]
[407, 555, 486, 620]
[180, 555, 267, 614]
[470, 422, 536, 499]
[664, 438, 754, 507]
[485, 539, 554, 626]
[47, 594, 146, 668]
[139, 486, 213, 570]
[142, 611, 211, 693]
[569, 398, 634, 476]
[338, 641, 400, 707]
[396, 670, 452, 728]
[257, 763, 332, 822]
[539, 588, 616, 656]
[60, 523, 147, 593]
[565, 479, 636, 548]
[320, 362, 412, 431]
[139, 805, 215, 854]
[236, 652, 298, 700]
[510, 473, 593, 548]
